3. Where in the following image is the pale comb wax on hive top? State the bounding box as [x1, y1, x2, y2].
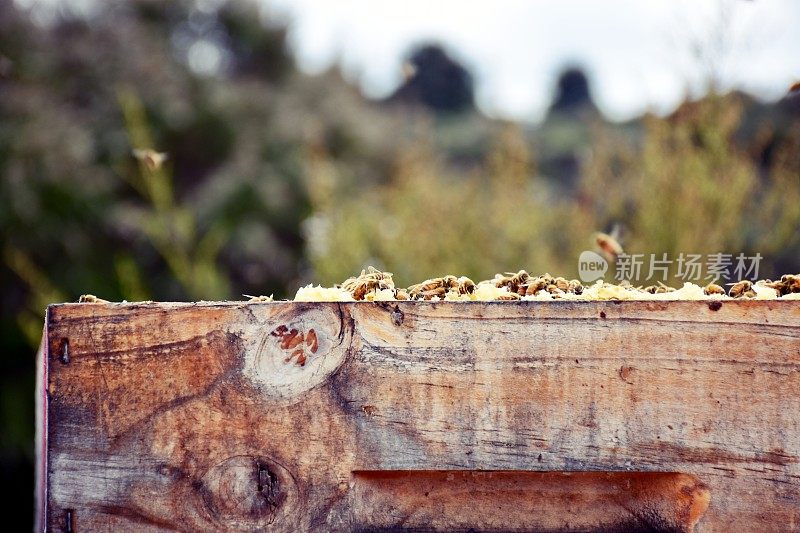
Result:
[285, 268, 800, 303]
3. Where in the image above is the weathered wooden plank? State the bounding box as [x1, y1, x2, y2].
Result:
[40, 300, 800, 532]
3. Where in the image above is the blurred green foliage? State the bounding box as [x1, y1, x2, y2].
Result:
[308, 96, 800, 285]
[0, 0, 798, 527]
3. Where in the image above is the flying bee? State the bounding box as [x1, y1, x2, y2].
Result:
[401, 61, 418, 81]
[594, 224, 624, 263]
[132, 148, 168, 171]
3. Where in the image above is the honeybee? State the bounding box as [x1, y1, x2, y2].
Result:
[408, 277, 444, 298]
[491, 270, 528, 295]
[442, 275, 460, 290]
[395, 289, 410, 300]
[783, 274, 800, 293]
[245, 294, 274, 302]
[420, 287, 446, 300]
[457, 276, 475, 295]
[78, 294, 109, 303]
[496, 292, 521, 301]
[132, 149, 168, 171]
[703, 283, 725, 296]
[594, 225, 624, 262]
[554, 277, 570, 292]
[401, 61, 417, 81]
[728, 280, 755, 298]
[509, 270, 529, 286]
[492, 274, 509, 288]
[351, 284, 368, 300]
[772, 274, 800, 296]
[524, 276, 549, 296]
[568, 280, 584, 294]
[760, 274, 800, 296]
[642, 282, 674, 294]
[509, 270, 530, 294]
[342, 266, 395, 300]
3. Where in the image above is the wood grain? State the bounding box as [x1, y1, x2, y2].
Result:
[39, 300, 800, 532]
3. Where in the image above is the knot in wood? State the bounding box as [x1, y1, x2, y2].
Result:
[391, 306, 404, 326]
[243, 305, 353, 400]
[199, 455, 292, 529]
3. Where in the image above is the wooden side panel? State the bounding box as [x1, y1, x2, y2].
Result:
[42, 300, 800, 532]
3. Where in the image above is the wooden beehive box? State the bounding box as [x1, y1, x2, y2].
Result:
[37, 300, 800, 532]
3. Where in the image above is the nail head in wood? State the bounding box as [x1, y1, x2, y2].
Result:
[64, 509, 74, 533]
[59, 338, 69, 364]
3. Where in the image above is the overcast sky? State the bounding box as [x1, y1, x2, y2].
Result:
[265, 0, 800, 122]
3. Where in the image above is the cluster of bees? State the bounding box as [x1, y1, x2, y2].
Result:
[730, 274, 800, 298]
[406, 275, 476, 300]
[335, 268, 800, 301]
[480, 271, 584, 300]
[338, 269, 590, 301]
[340, 267, 396, 300]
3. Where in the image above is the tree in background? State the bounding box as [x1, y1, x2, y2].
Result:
[388, 43, 475, 114]
[549, 67, 597, 116]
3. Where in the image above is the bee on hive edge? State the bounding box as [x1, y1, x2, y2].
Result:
[728, 280, 755, 298]
[703, 283, 725, 296]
